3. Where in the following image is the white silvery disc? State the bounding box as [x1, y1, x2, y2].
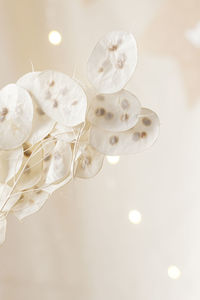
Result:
[0, 147, 23, 184]
[44, 140, 72, 185]
[89, 108, 159, 155]
[87, 90, 141, 132]
[17, 72, 56, 145]
[0, 84, 33, 150]
[87, 31, 137, 93]
[12, 190, 49, 220]
[75, 144, 104, 178]
[17, 71, 41, 91]
[31, 70, 87, 127]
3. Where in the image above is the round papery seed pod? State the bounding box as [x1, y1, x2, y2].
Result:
[12, 190, 49, 221]
[17, 72, 56, 145]
[87, 90, 141, 132]
[43, 140, 72, 185]
[89, 108, 160, 155]
[75, 144, 104, 179]
[87, 31, 137, 94]
[0, 84, 33, 150]
[30, 70, 87, 127]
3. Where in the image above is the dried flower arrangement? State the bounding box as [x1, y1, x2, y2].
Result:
[0, 31, 159, 245]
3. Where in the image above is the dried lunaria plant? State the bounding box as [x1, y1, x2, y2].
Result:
[0, 31, 160, 245]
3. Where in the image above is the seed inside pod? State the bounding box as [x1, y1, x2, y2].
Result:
[95, 108, 105, 117]
[81, 156, 92, 169]
[142, 117, 151, 126]
[109, 136, 119, 145]
[36, 107, 45, 115]
[141, 132, 147, 138]
[121, 99, 130, 110]
[23, 143, 32, 157]
[121, 113, 129, 121]
[0, 107, 8, 122]
[105, 112, 114, 120]
[108, 44, 118, 51]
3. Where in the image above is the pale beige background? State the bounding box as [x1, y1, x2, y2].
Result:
[0, 0, 200, 299]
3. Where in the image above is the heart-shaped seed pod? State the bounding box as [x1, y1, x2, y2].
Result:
[87, 31, 137, 93]
[0, 84, 33, 150]
[87, 90, 141, 132]
[89, 108, 159, 155]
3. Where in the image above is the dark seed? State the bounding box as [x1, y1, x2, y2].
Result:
[141, 132, 147, 138]
[109, 136, 119, 145]
[95, 108, 105, 117]
[108, 44, 118, 51]
[36, 107, 45, 115]
[142, 117, 151, 126]
[121, 113, 129, 121]
[105, 112, 114, 120]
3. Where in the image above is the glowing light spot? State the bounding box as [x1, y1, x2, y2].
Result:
[106, 156, 120, 165]
[168, 265, 181, 279]
[185, 22, 200, 47]
[128, 210, 142, 224]
[48, 31, 62, 45]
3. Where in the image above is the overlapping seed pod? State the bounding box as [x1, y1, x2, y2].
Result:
[0, 31, 160, 245]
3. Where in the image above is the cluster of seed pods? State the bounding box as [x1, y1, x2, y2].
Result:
[0, 31, 159, 245]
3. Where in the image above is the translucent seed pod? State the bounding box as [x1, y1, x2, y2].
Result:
[13, 190, 49, 220]
[30, 70, 87, 127]
[75, 144, 104, 178]
[87, 31, 137, 93]
[0, 84, 33, 150]
[43, 140, 72, 185]
[87, 90, 141, 132]
[89, 108, 159, 155]
[17, 72, 56, 145]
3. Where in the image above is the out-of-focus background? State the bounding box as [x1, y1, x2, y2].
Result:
[0, 0, 200, 299]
